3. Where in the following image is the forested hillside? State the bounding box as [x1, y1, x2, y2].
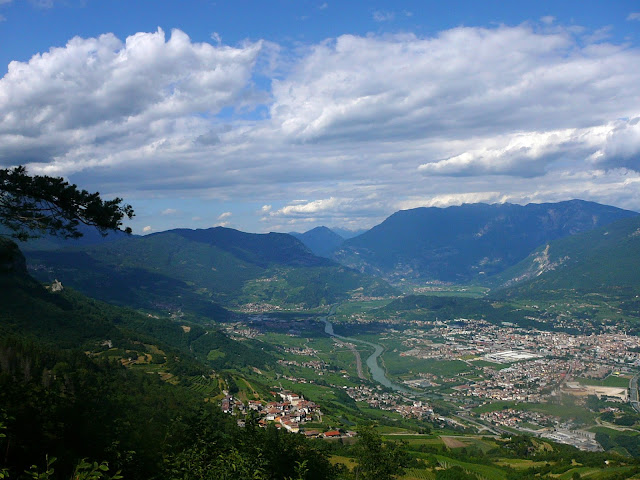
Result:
[26, 227, 395, 316]
[334, 201, 637, 283]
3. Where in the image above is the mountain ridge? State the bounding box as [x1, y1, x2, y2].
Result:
[25, 226, 395, 315]
[333, 200, 639, 283]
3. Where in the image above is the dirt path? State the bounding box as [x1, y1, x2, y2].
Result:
[335, 339, 365, 379]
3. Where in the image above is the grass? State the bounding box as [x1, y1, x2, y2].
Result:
[329, 455, 357, 470]
[495, 458, 548, 469]
[382, 353, 473, 378]
[557, 466, 638, 480]
[400, 468, 436, 480]
[430, 454, 507, 480]
[576, 375, 632, 388]
[589, 426, 640, 438]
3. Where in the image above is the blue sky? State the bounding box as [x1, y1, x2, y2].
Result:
[1, 0, 640, 234]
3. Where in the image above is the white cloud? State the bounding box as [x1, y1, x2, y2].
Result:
[417, 125, 611, 177]
[142, 225, 153, 233]
[592, 117, 640, 169]
[396, 192, 505, 210]
[540, 15, 555, 25]
[161, 208, 178, 215]
[274, 197, 340, 216]
[372, 10, 394, 22]
[627, 12, 640, 21]
[210, 32, 222, 45]
[3, 24, 640, 232]
[270, 26, 640, 147]
[0, 28, 262, 168]
[217, 211, 232, 220]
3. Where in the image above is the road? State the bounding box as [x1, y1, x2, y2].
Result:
[453, 412, 503, 435]
[334, 338, 365, 379]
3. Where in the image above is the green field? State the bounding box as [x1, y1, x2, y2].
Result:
[577, 375, 632, 388]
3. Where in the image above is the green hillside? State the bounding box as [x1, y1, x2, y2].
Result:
[0, 239, 275, 371]
[0, 238, 341, 480]
[26, 227, 395, 315]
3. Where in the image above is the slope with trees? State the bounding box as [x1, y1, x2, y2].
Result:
[25, 227, 396, 314]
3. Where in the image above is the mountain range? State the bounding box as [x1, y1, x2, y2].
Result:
[332, 200, 638, 283]
[490, 215, 640, 296]
[16, 199, 640, 321]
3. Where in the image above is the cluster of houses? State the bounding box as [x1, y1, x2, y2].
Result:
[479, 408, 558, 428]
[343, 384, 435, 419]
[220, 390, 323, 433]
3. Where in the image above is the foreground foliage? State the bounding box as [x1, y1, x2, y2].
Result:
[0, 166, 133, 241]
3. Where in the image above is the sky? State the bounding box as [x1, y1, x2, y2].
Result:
[1, 1, 640, 235]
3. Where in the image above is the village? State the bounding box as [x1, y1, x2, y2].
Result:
[220, 389, 362, 439]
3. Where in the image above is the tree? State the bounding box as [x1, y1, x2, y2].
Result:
[0, 166, 133, 241]
[352, 426, 409, 480]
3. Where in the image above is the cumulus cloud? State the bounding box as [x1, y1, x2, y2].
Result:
[142, 225, 153, 233]
[269, 194, 390, 225]
[3, 23, 640, 232]
[270, 26, 640, 146]
[592, 117, 640, 169]
[0, 28, 262, 168]
[274, 197, 340, 216]
[417, 125, 611, 177]
[217, 211, 232, 220]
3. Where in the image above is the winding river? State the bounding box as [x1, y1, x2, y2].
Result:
[322, 316, 408, 393]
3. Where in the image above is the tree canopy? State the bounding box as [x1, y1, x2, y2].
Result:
[352, 425, 409, 480]
[0, 166, 134, 241]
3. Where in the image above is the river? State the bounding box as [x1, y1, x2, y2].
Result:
[322, 316, 408, 393]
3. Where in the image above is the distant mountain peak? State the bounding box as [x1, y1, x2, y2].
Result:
[290, 226, 344, 258]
